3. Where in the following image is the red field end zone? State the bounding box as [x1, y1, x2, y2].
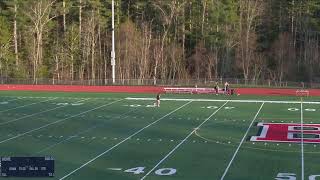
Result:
[0, 84, 320, 96]
[251, 123, 320, 143]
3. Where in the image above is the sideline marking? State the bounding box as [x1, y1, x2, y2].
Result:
[220, 102, 265, 180]
[0, 99, 123, 145]
[300, 99, 305, 180]
[140, 101, 228, 180]
[126, 97, 320, 104]
[0, 99, 87, 126]
[59, 101, 192, 180]
[0, 98, 57, 113]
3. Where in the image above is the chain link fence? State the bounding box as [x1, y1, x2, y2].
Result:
[0, 77, 319, 89]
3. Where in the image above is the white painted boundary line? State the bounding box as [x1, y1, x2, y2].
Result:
[0, 99, 88, 126]
[59, 101, 193, 180]
[300, 101, 305, 180]
[140, 101, 229, 180]
[0, 98, 57, 113]
[220, 102, 265, 180]
[35, 106, 139, 154]
[0, 97, 21, 102]
[0, 99, 123, 145]
[126, 97, 320, 104]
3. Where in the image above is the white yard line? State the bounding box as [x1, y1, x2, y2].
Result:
[126, 97, 320, 104]
[0, 98, 57, 113]
[0, 99, 87, 126]
[300, 100, 305, 180]
[220, 102, 265, 180]
[140, 101, 229, 180]
[58, 101, 193, 180]
[0, 97, 21, 102]
[35, 107, 138, 154]
[0, 99, 123, 145]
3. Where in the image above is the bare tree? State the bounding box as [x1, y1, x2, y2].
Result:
[25, 0, 57, 82]
[79, 0, 82, 43]
[139, 22, 152, 80]
[0, 38, 11, 79]
[90, 9, 96, 81]
[201, 0, 207, 37]
[13, 1, 19, 68]
[269, 32, 294, 85]
[152, 0, 185, 81]
[237, 0, 264, 82]
[63, 0, 66, 32]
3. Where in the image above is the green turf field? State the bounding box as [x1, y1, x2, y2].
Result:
[0, 91, 319, 180]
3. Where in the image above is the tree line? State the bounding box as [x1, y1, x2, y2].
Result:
[0, 0, 319, 84]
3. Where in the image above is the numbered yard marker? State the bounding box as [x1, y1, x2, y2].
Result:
[276, 173, 320, 180]
[123, 104, 157, 108]
[275, 173, 296, 180]
[206, 106, 218, 109]
[288, 108, 317, 112]
[123, 167, 177, 176]
[124, 167, 145, 175]
[71, 103, 83, 106]
[224, 107, 235, 110]
[288, 108, 299, 112]
[204, 106, 235, 110]
[129, 104, 141, 107]
[56, 102, 84, 106]
[305, 109, 316, 112]
[309, 175, 320, 180]
[56, 103, 69, 106]
[154, 168, 177, 176]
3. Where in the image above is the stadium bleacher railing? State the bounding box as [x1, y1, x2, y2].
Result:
[0, 78, 319, 89]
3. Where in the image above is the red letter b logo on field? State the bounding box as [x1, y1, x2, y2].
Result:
[251, 123, 320, 144]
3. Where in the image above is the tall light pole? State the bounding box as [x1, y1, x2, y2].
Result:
[111, 0, 116, 84]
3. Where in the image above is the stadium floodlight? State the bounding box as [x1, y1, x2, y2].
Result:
[111, 0, 116, 84]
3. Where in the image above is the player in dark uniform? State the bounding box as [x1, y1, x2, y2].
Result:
[155, 93, 160, 107]
[214, 82, 219, 94]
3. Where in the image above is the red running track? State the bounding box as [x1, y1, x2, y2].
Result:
[0, 84, 320, 96]
[236, 88, 320, 96]
[0, 85, 163, 94]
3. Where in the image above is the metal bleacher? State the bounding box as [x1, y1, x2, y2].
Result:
[164, 87, 221, 94]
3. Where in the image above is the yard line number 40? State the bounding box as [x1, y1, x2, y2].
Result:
[276, 173, 320, 180]
[124, 167, 176, 176]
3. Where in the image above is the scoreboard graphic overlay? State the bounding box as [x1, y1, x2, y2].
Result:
[0, 157, 54, 177]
